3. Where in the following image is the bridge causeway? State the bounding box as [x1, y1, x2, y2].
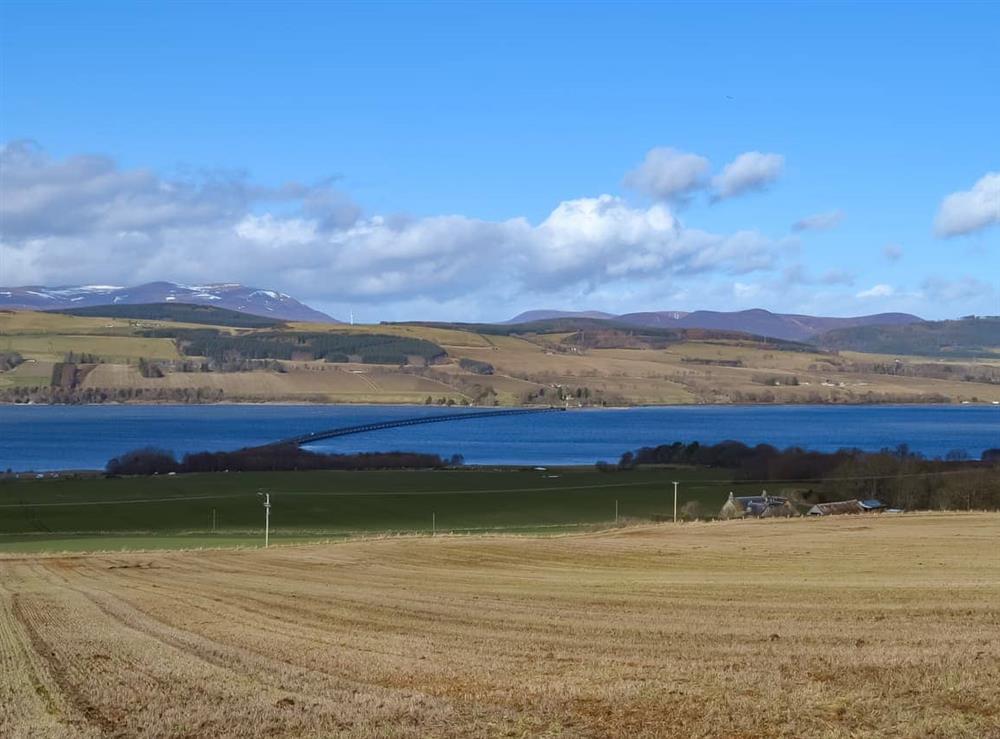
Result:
[268, 406, 565, 447]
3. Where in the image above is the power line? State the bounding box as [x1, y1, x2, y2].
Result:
[0, 493, 247, 509]
[0, 467, 986, 509]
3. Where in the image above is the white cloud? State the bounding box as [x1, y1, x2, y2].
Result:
[934, 172, 1000, 237]
[1, 144, 786, 311]
[856, 284, 895, 299]
[622, 147, 710, 202]
[732, 282, 761, 299]
[0, 140, 263, 239]
[792, 209, 844, 232]
[712, 151, 784, 200]
[235, 214, 318, 246]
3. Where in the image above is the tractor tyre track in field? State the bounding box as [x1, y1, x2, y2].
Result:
[9, 592, 115, 735]
[40, 559, 537, 736]
[0, 577, 99, 737]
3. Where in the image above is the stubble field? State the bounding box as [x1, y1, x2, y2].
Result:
[2, 513, 998, 737]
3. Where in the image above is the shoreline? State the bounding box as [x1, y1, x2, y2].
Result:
[2, 399, 997, 408]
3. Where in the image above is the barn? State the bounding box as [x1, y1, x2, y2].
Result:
[808, 500, 863, 516]
[807, 499, 886, 516]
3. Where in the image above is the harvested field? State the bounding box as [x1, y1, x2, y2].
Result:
[0, 334, 182, 363]
[0, 360, 53, 388]
[80, 364, 463, 403]
[2, 513, 998, 737]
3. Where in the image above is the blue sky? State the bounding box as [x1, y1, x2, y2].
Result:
[1, 1, 997, 321]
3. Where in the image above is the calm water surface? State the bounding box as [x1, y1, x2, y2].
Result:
[1, 404, 997, 471]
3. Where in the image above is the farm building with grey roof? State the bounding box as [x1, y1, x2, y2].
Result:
[807, 499, 886, 516]
[719, 491, 797, 519]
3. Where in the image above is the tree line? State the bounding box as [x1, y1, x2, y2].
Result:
[0, 386, 225, 404]
[143, 328, 447, 365]
[604, 440, 1000, 511]
[106, 445, 458, 475]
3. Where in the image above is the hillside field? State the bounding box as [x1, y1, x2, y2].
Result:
[1, 513, 997, 737]
[2, 309, 1000, 405]
[0, 468, 737, 553]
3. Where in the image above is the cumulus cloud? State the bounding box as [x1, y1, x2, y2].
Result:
[712, 151, 784, 200]
[0, 139, 356, 243]
[791, 209, 844, 232]
[1, 143, 786, 309]
[883, 243, 903, 262]
[856, 284, 895, 299]
[622, 147, 710, 202]
[934, 172, 1000, 237]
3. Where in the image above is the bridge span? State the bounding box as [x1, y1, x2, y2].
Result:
[267, 406, 566, 447]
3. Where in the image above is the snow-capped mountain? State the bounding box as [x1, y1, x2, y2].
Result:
[0, 281, 338, 323]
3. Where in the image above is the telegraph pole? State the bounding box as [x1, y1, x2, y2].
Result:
[257, 491, 271, 547]
[672, 481, 679, 523]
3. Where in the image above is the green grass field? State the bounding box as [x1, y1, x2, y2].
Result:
[0, 467, 754, 552]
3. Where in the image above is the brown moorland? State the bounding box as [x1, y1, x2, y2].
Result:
[2, 513, 998, 737]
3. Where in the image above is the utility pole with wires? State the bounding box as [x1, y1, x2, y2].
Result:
[672, 481, 679, 523]
[257, 491, 271, 547]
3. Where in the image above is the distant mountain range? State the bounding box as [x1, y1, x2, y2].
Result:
[0, 282, 337, 323]
[506, 308, 923, 341]
[1, 282, 929, 339]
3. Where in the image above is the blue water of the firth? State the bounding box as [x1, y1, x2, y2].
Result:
[1, 404, 997, 471]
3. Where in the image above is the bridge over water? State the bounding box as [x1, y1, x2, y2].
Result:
[267, 406, 566, 447]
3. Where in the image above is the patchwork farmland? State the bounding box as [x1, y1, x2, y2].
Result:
[3, 309, 1000, 406]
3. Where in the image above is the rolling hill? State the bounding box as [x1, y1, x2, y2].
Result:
[506, 307, 923, 341]
[2, 309, 999, 406]
[54, 303, 287, 328]
[0, 281, 337, 323]
[619, 308, 923, 340]
[816, 317, 1000, 357]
